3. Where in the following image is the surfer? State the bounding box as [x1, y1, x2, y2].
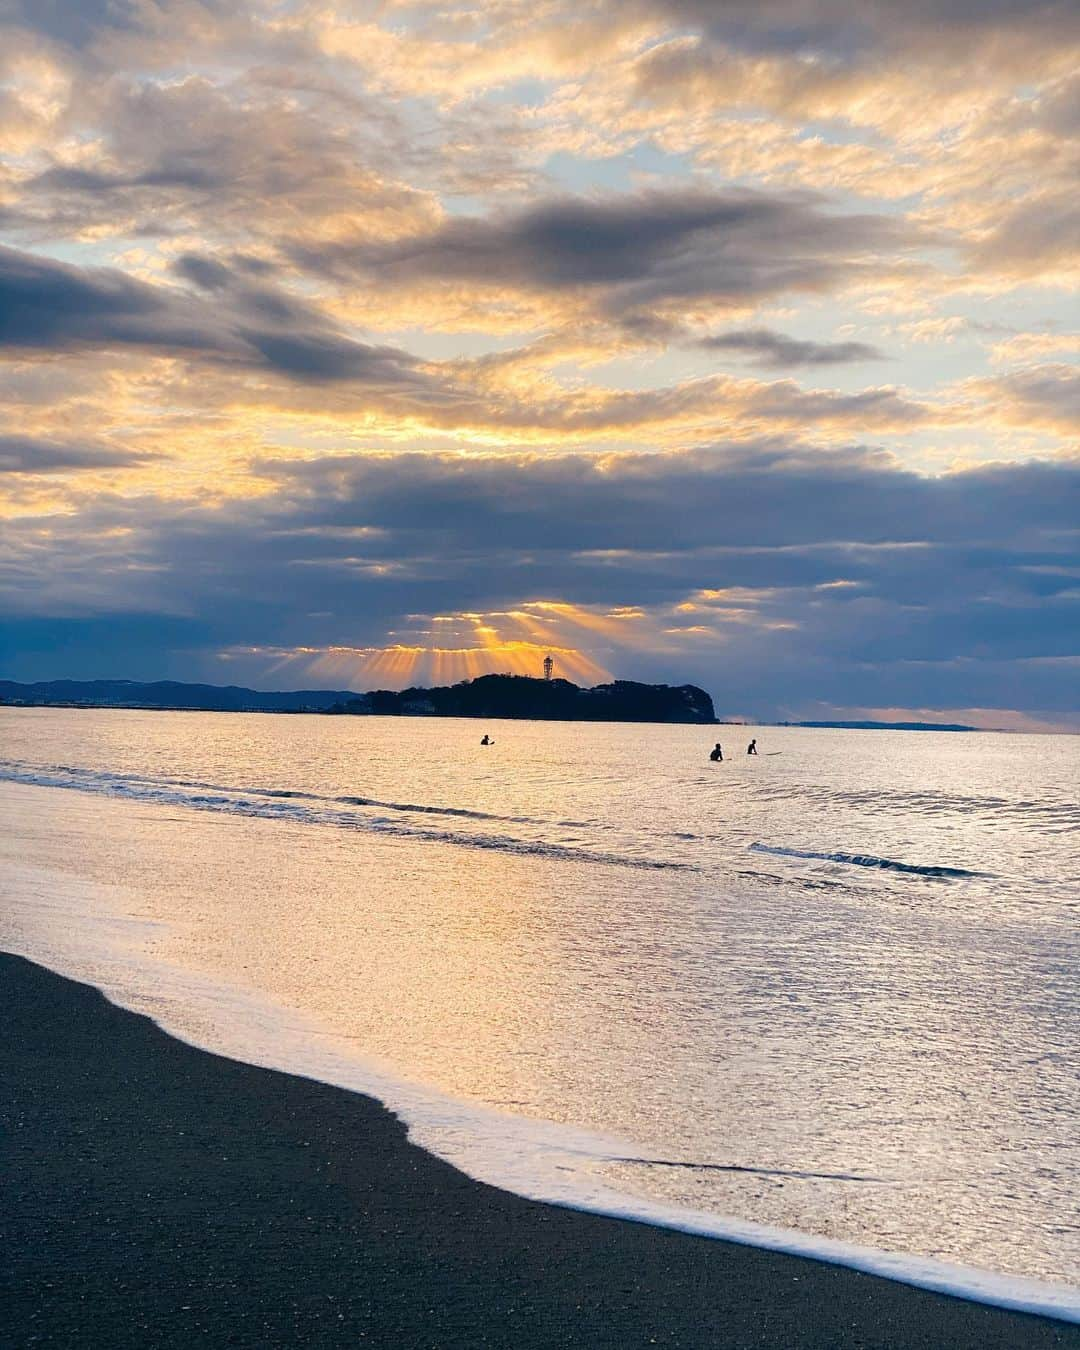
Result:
[747, 739, 758, 755]
[480, 734, 493, 745]
[709, 743, 723, 762]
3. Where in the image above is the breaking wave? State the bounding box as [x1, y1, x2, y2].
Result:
[749, 842, 985, 879]
[0, 760, 688, 873]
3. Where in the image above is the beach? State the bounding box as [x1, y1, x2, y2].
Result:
[3, 951, 1077, 1349]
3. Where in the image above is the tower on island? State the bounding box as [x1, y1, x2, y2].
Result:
[543, 654, 554, 681]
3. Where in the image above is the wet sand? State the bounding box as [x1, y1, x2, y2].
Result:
[2, 951, 1076, 1349]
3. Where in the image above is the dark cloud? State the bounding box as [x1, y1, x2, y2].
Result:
[3, 0, 254, 60]
[4, 0, 142, 49]
[3, 443, 1076, 717]
[174, 254, 234, 292]
[237, 331, 427, 386]
[0, 245, 928, 431]
[698, 328, 884, 367]
[0, 244, 176, 349]
[0, 245, 429, 387]
[0, 435, 149, 474]
[641, 0, 1079, 63]
[249, 446, 1079, 560]
[292, 188, 918, 319]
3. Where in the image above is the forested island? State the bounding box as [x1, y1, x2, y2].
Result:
[328, 674, 717, 723]
[0, 674, 718, 724]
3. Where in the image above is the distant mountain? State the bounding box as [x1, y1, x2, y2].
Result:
[0, 679, 357, 713]
[0, 674, 718, 724]
[786, 720, 976, 732]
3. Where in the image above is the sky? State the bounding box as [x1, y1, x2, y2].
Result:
[1, 0, 1078, 728]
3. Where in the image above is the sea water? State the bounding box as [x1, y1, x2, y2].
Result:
[1, 707, 1077, 1316]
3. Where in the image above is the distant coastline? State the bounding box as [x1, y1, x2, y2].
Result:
[772, 719, 976, 733]
[0, 674, 718, 726]
[1, 677, 1010, 732]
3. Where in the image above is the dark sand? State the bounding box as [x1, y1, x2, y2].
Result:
[2, 953, 1076, 1350]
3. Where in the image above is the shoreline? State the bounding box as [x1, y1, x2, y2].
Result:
[3, 951, 1077, 1349]
[4, 702, 1074, 736]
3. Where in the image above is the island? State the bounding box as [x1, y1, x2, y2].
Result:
[0, 674, 718, 725]
[329, 674, 717, 723]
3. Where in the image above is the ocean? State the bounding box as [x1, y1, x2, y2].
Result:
[1, 707, 1077, 1317]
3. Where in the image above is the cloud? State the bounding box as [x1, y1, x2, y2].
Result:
[642, 0, 1079, 64]
[291, 187, 921, 323]
[0, 245, 430, 387]
[0, 434, 149, 474]
[1, 0, 1076, 724]
[5, 0, 145, 50]
[249, 445, 1079, 558]
[1032, 70, 1080, 136]
[2, 442, 1077, 716]
[3, 0, 270, 64]
[0, 244, 185, 349]
[12, 74, 429, 246]
[0, 242, 940, 449]
[967, 363, 1080, 433]
[619, 0, 1080, 229]
[970, 190, 1080, 280]
[432, 371, 929, 437]
[698, 328, 884, 367]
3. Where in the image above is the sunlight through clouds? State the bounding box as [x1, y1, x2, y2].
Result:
[231, 640, 614, 689]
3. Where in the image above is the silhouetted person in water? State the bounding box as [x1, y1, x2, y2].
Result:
[480, 734, 492, 745]
[747, 739, 758, 755]
[709, 743, 723, 762]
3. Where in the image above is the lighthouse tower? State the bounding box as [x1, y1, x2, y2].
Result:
[543, 654, 554, 681]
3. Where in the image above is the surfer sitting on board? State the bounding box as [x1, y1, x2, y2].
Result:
[747, 739, 758, 755]
[709, 743, 723, 762]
